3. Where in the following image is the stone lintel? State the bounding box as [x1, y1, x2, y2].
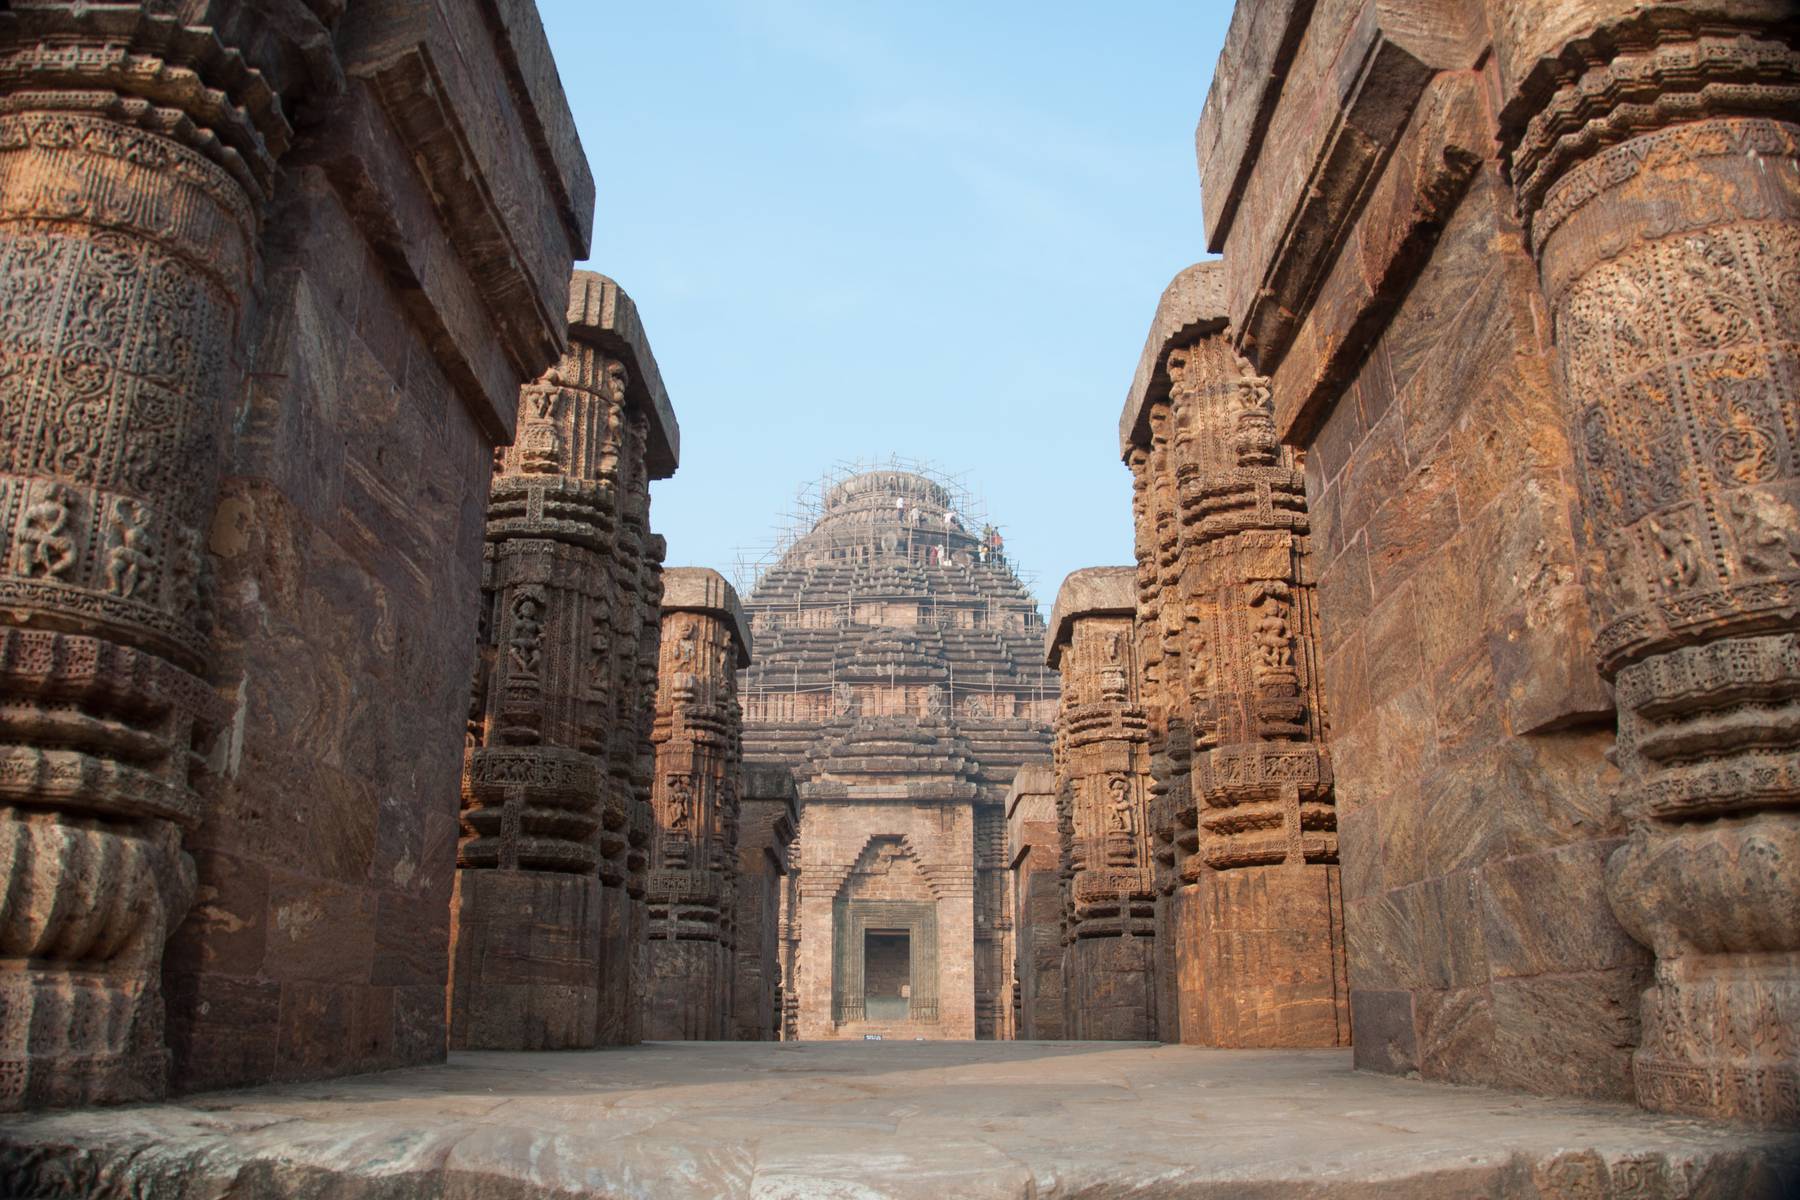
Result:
[568, 271, 680, 479]
[1195, 0, 1482, 384]
[661, 568, 749, 665]
[1119, 262, 1229, 459]
[1046, 568, 1137, 669]
[338, 1, 597, 437]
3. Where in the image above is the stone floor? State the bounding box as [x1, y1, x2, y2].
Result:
[1, 1042, 1795, 1199]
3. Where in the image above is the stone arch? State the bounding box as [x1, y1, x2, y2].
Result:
[835, 832, 944, 902]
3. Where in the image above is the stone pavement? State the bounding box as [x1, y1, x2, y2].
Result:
[0, 1042, 1794, 1198]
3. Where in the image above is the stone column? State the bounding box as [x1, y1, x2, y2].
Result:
[732, 764, 797, 1040]
[1006, 764, 1063, 1039]
[452, 271, 677, 1050]
[1120, 263, 1348, 1048]
[645, 568, 749, 1039]
[1047, 569, 1156, 1040]
[0, 7, 287, 1108]
[1497, 4, 1800, 1125]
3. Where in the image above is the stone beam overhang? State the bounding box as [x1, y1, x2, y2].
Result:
[338, 0, 598, 442]
[568, 271, 680, 479]
[1045, 568, 1137, 670]
[1195, 0, 1484, 443]
[1118, 261, 1229, 460]
[662, 568, 750, 665]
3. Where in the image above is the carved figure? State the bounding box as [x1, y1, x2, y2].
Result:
[16, 484, 76, 579]
[507, 594, 545, 674]
[104, 499, 157, 599]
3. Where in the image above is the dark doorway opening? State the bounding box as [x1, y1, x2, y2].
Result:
[864, 930, 911, 1020]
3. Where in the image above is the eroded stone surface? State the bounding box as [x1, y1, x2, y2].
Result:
[1192, 0, 1800, 1124]
[451, 270, 675, 1051]
[0, 1042, 1793, 1199]
[1047, 569, 1157, 1040]
[646, 567, 750, 1040]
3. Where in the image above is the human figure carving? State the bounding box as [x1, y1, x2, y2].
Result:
[17, 484, 76, 579]
[105, 499, 157, 599]
[508, 594, 545, 674]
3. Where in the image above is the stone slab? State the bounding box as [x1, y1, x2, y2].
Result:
[1047, 567, 1137, 667]
[1119, 261, 1228, 459]
[1, 1043, 1793, 1198]
[567, 270, 680, 479]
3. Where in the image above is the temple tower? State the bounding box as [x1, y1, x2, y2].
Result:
[740, 467, 1056, 1039]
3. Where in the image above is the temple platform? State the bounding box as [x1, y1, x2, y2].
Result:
[1, 1042, 1794, 1198]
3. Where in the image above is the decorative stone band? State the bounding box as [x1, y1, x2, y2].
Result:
[647, 867, 724, 908]
[0, 5, 289, 201]
[460, 745, 605, 873]
[1511, 31, 1800, 245]
[486, 477, 620, 548]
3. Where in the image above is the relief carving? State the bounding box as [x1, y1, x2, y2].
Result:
[1507, 22, 1800, 1124]
[0, 7, 278, 1109]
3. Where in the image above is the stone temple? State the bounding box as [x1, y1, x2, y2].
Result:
[1, 0, 1798, 1196]
[738, 467, 1056, 1040]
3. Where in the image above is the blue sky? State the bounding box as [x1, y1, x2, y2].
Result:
[537, 1, 1224, 610]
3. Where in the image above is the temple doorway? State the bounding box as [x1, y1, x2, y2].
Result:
[864, 930, 911, 1020]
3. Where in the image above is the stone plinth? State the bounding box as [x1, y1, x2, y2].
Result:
[1119, 263, 1349, 1050]
[645, 568, 750, 1041]
[1047, 569, 1157, 1040]
[1005, 765, 1063, 1040]
[0, 0, 594, 1106]
[453, 272, 678, 1051]
[733, 764, 798, 1040]
[3, 1043, 1793, 1198]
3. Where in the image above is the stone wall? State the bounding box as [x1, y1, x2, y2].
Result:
[1005, 765, 1063, 1040]
[646, 568, 749, 1041]
[1194, 0, 1798, 1123]
[0, 0, 593, 1106]
[1119, 264, 1349, 1049]
[732, 764, 797, 1041]
[451, 272, 677, 1051]
[1046, 570, 1156, 1040]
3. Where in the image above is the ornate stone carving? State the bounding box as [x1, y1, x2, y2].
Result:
[1047, 568, 1156, 1039]
[645, 568, 750, 1040]
[1502, 13, 1800, 1125]
[0, 5, 289, 1108]
[1120, 262, 1347, 1048]
[452, 271, 678, 1051]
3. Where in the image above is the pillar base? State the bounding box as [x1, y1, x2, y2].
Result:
[448, 869, 604, 1050]
[1170, 864, 1349, 1048]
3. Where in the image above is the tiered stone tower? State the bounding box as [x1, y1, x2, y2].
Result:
[740, 469, 1056, 1039]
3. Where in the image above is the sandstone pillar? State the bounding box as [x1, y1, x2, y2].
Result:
[1497, 3, 1800, 1124]
[1006, 765, 1064, 1039]
[452, 271, 677, 1050]
[732, 764, 797, 1040]
[0, 6, 292, 1108]
[646, 568, 750, 1040]
[1047, 570, 1156, 1040]
[1122, 264, 1348, 1048]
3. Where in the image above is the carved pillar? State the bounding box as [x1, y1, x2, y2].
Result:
[0, 8, 287, 1108]
[1501, 11, 1800, 1125]
[1163, 331, 1347, 1048]
[1047, 569, 1156, 1040]
[645, 568, 749, 1040]
[453, 270, 677, 1051]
